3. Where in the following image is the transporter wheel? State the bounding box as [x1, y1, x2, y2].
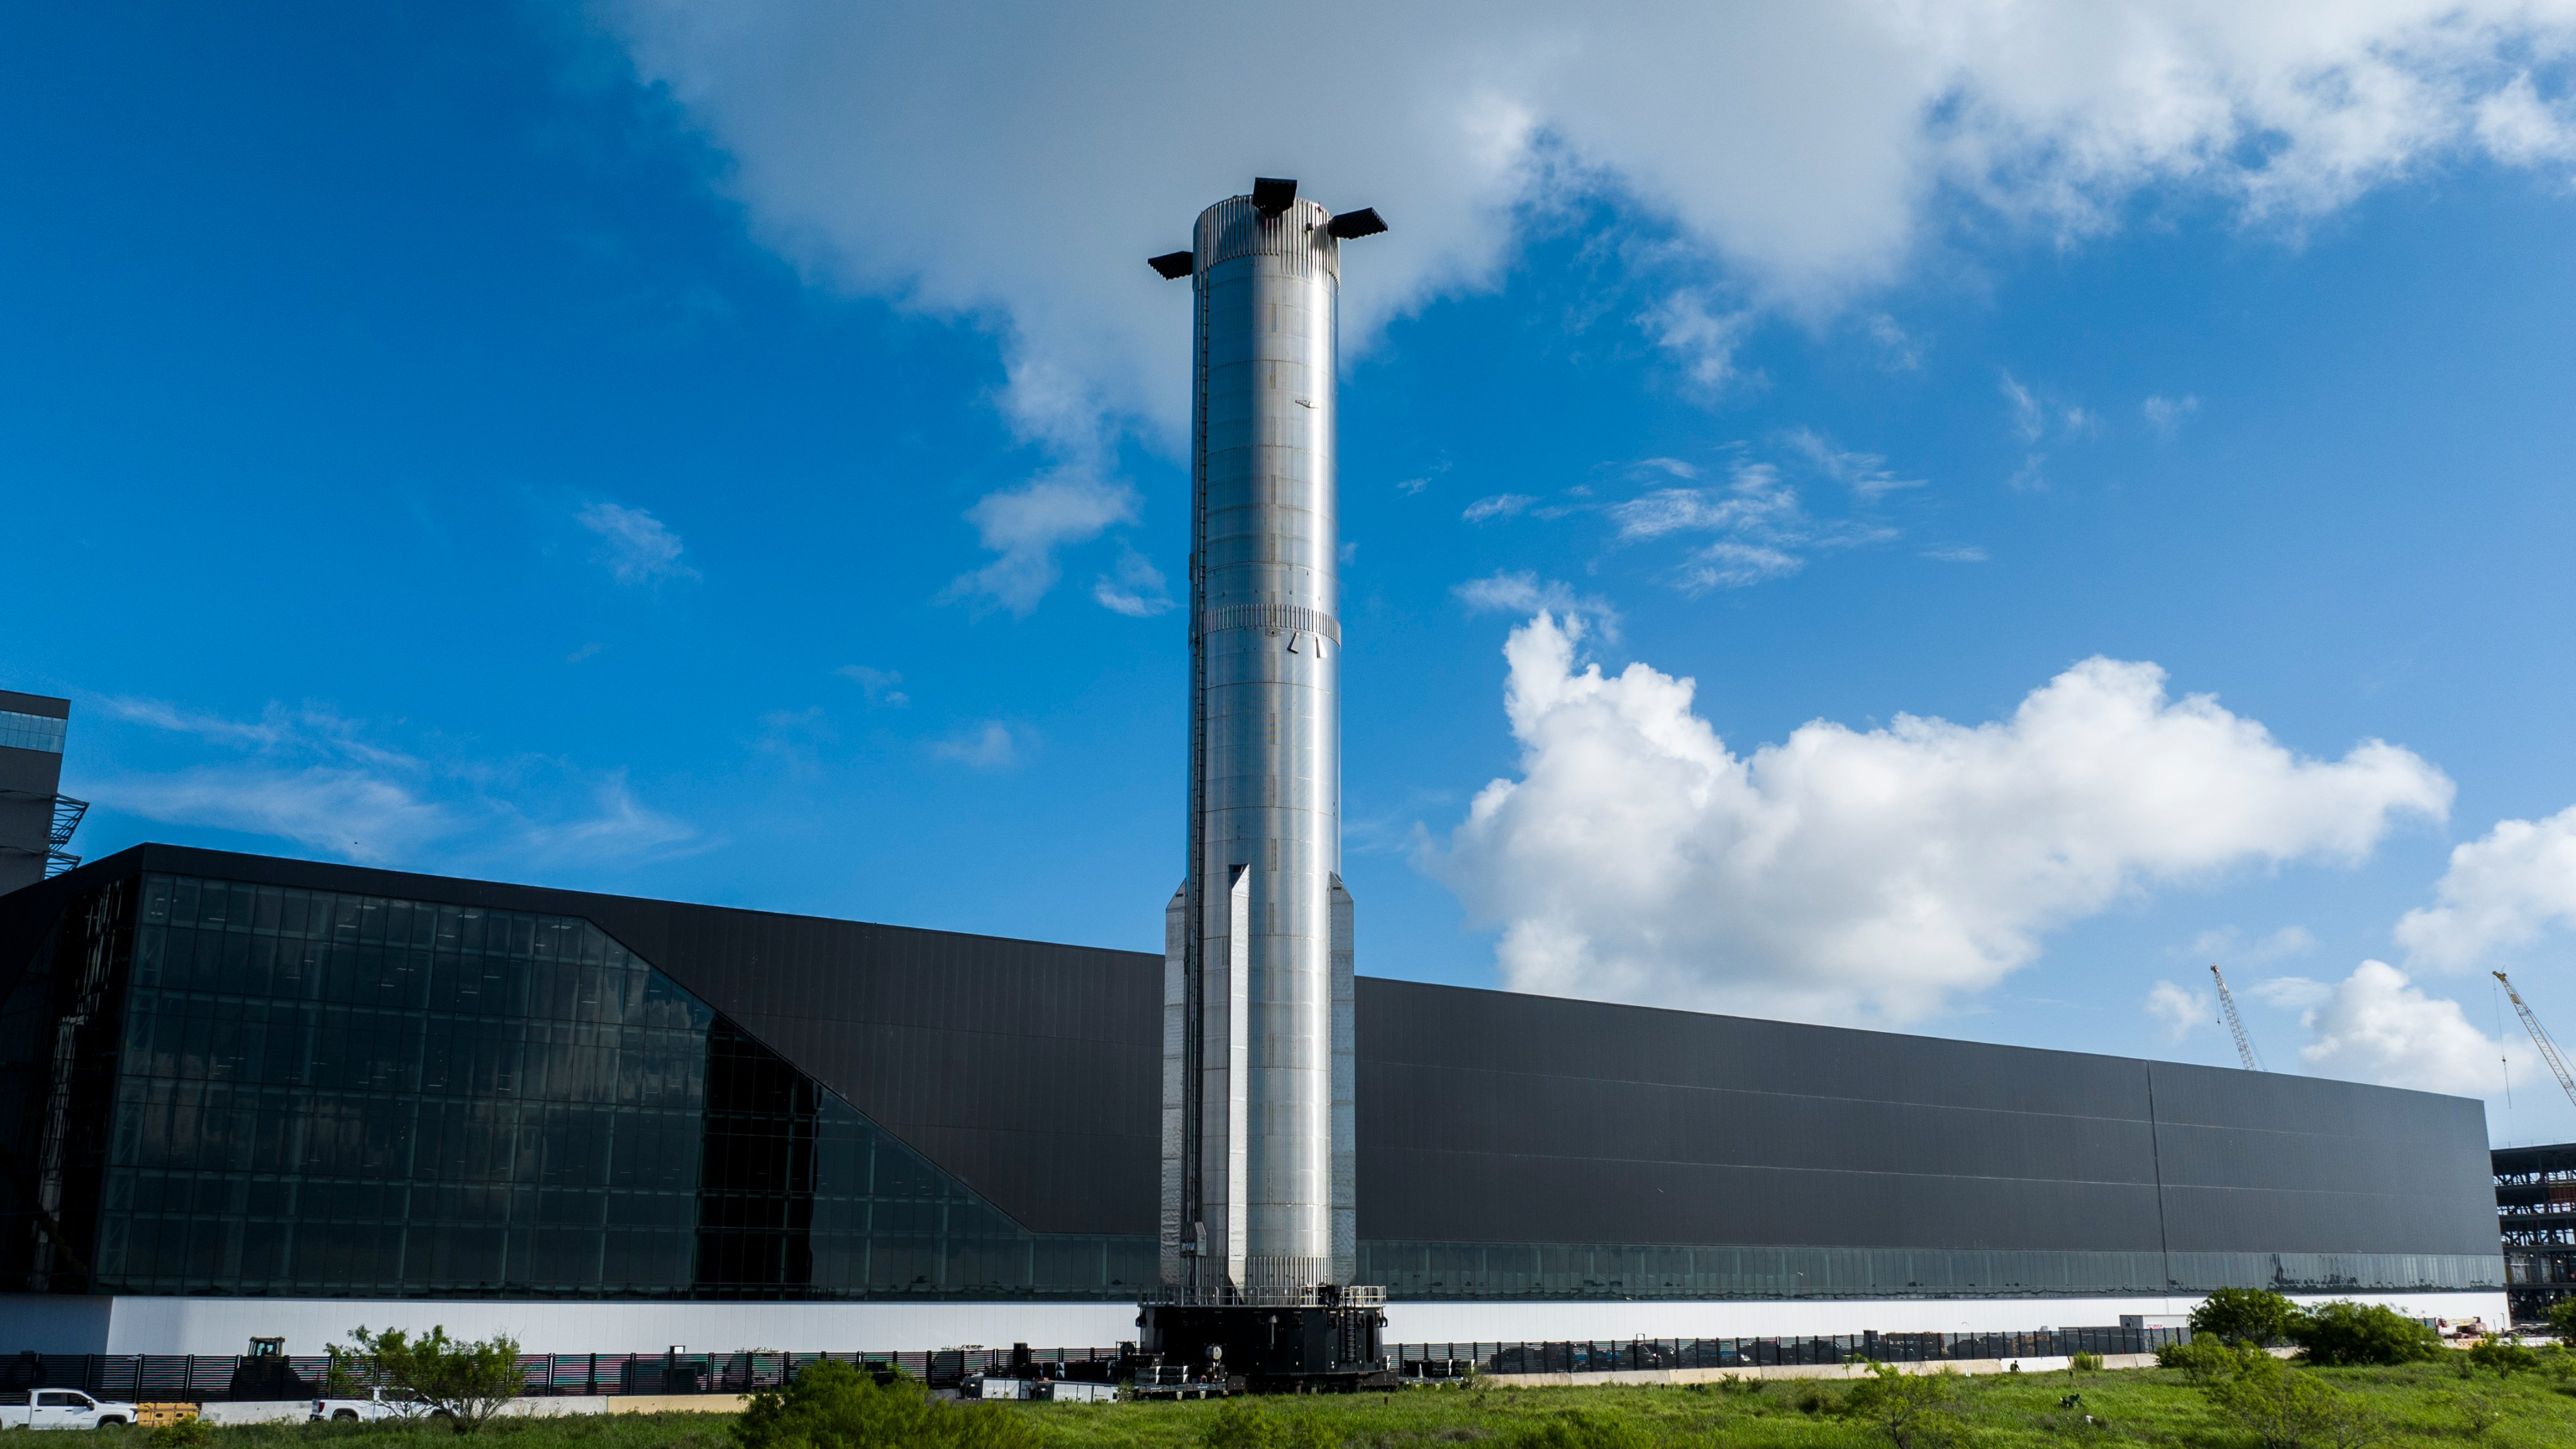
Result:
[334, 1409, 359, 1421]
[99, 1418, 127, 1427]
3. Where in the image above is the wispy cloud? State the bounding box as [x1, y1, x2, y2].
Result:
[946, 466, 1139, 614]
[1608, 460, 1889, 593]
[1395, 459, 1452, 496]
[2143, 393, 2201, 438]
[106, 765, 458, 865]
[1997, 372, 2099, 491]
[1092, 543, 1174, 616]
[837, 664, 910, 706]
[2189, 923, 2318, 967]
[2146, 979, 2211, 1043]
[86, 694, 700, 869]
[1463, 493, 1537, 523]
[1784, 427, 1923, 499]
[1641, 289, 1753, 391]
[1922, 545, 1988, 564]
[577, 502, 699, 585]
[2248, 975, 2334, 1009]
[1865, 314, 1921, 372]
[932, 720, 1031, 770]
[1453, 570, 1621, 640]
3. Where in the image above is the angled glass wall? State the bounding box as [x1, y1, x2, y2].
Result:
[64, 873, 1152, 1299]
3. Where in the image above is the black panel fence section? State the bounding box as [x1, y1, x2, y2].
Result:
[1398, 1326, 2187, 1377]
[2, 1329, 2190, 1402]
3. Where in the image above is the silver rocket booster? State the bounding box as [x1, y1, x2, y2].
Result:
[1151, 180, 1386, 1297]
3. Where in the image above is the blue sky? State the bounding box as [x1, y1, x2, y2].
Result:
[11, 4, 2576, 1140]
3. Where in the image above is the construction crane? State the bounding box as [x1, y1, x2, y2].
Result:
[2494, 971, 2576, 1111]
[2211, 964, 2263, 1072]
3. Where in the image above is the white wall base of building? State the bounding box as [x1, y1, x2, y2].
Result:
[1, 1289, 2509, 1358]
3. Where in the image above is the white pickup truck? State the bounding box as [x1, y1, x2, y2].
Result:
[0, 1388, 142, 1429]
[309, 1386, 443, 1423]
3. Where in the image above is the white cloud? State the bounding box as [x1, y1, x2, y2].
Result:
[1424, 615, 2453, 1024]
[945, 468, 1138, 614]
[931, 721, 1029, 770]
[837, 664, 910, 706]
[2297, 960, 2516, 1096]
[1642, 289, 1755, 390]
[1922, 545, 1989, 564]
[2148, 979, 2212, 1043]
[1092, 543, 1174, 617]
[2143, 393, 2202, 437]
[86, 695, 699, 869]
[602, 3, 2576, 454]
[2249, 974, 2334, 1008]
[2396, 803, 2576, 970]
[576, 501, 698, 585]
[1463, 493, 1538, 523]
[1452, 570, 1621, 638]
[2476, 72, 2576, 163]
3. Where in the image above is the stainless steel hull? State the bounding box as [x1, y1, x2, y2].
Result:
[1161, 192, 1357, 1294]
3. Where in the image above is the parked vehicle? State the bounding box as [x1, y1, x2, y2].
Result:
[0, 1388, 142, 1429]
[309, 1387, 443, 1423]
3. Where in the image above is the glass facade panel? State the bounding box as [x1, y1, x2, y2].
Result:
[0, 709, 67, 753]
[72, 874, 1153, 1300]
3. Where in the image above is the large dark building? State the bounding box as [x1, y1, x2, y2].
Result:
[0, 845, 2506, 1353]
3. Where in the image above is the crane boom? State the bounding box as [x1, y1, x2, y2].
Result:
[2211, 964, 2263, 1072]
[2494, 971, 2576, 1111]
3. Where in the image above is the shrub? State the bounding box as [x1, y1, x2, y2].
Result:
[1841, 1363, 1967, 1449]
[2549, 1298, 2576, 1341]
[735, 1358, 1035, 1449]
[2293, 1301, 2445, 1367]
[147, 1416, 211, 1448]
[2197, 1346, 2377, 1449]
[2192, 1287, 2309, 1348]
[1509, 1408, 1652, 1449]
[326, 1324, 523, 1435]
[1203, 1399, 1284, 1449]
[2068, 1352, 2104, 1374]
[2158, 1337, 2241, 1379]
[2466, 1335, 2540, 1377]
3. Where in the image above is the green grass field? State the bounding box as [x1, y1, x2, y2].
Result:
[74, 1362, 2576, 1448]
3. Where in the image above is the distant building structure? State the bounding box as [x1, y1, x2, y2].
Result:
[0, 693, 81, 895]
[2496, 1142, 2576, 1323]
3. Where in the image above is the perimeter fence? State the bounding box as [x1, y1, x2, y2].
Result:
[2, 1324, 2190, 1402]
[1398, 1324, 2188, 1377]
